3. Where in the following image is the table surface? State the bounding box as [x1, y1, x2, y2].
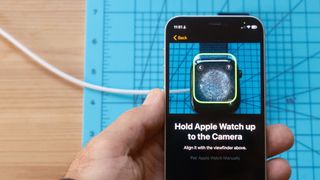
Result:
[0, 1, 84, 179]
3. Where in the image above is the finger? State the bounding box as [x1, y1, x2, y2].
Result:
[267, 124, 294, 157]
[267, 158, 291, 180]
[64, 150, 83, 179]
[88, 89, 165, 156]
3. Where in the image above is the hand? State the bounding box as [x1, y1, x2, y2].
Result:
[65, 89, 294, 180]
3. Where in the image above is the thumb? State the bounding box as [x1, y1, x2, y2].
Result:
[88, 89, 165, 156]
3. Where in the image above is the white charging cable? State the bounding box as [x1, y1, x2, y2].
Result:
[0, 27, 189, 95]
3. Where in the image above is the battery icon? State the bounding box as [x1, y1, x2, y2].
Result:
[251, 25, 258, 29]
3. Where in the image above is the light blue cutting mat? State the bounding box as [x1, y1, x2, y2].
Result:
[83, 0, 320, 179]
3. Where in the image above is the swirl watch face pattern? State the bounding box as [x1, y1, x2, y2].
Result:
[196, 61, 235, 102]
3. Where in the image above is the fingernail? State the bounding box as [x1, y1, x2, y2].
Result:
[143, 89, 162, 105]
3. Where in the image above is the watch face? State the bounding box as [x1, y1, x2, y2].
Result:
[194, 60, 236, 102]
[191, 53, 240, 113]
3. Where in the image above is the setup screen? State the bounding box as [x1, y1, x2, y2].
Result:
[166, 40, 265, 179]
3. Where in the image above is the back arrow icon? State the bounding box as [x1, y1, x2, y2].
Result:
[173, 35, 178, 41]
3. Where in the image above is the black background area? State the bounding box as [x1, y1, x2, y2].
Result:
[166, 115, 265, 180]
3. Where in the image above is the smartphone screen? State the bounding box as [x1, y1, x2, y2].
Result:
[165, 16, 265, 180]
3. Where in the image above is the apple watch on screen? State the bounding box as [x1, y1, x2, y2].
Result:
[191, 44, 242, 113]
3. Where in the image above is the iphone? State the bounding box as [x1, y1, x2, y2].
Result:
[165, 16, 266, 179]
